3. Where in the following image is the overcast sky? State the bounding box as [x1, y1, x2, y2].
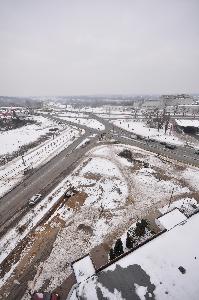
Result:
[0, 0, 198, 96]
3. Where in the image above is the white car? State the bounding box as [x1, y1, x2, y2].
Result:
[28, 194, 42, 206]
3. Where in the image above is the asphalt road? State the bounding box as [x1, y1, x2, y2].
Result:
[0, 126, 100, 235]
[93, 114, 199, 167]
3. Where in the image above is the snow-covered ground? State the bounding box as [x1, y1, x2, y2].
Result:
[96, 113, 133, 119]
[111, 119, 186, 146]
[0, 125, 80, 198]
[57, 111, 89, 118]
[0, 116, 63, 157]
[65, 105, 131, 115]
[57, 115, 105, 131]
[1, 143, 198, 299]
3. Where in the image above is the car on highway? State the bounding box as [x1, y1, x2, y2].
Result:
[165, 143, 177, 150]
[28, 194, 42, 206]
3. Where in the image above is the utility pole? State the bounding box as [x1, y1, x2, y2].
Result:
[22, 155, 26, 166]
[168, 187, 175, 210]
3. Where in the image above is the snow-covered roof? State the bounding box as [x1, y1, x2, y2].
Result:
[175, 119, 199, 128]
[157, 208, 187, 230]
[70, 212, 199, 300]
[72, 255, 95, 283]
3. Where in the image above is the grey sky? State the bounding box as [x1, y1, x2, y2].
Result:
[0, 0, 198, 96]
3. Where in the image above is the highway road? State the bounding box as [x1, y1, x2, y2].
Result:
[0, 113, 199, 236]
[0, 125, 100, 235]
[93, 114, 199, 167]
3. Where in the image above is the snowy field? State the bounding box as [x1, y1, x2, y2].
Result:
[111, 119, 199, 147]
[65, 105, 131, 115]
[0, 116, 64, 157]
[1, 143, 199, 299]
[57, 111, 89, 118]
[0, 125, 81, 198]
[96, 113, 133, 119]
[57, 115, 105, 130]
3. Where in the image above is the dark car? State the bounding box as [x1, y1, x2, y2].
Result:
[165, 143, 176, 150]
[159, 141, 167, 145]
[136, 135, 144, 140]
[195, 149, 199, 155]
[28, 194, 42, 206]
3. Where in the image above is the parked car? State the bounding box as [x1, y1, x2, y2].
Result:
[165, 143, 176, 150]
[148, 138, 155, 142]
[23, 167, 34, 175]
[159, 141, 167, 145]
[28, 194, 42, 206]
[32, 293, 60, 300]
[195, 149, 199, 155]
[136, 135, 143, 140]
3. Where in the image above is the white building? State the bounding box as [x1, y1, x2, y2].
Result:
[161, 94, 194, 107]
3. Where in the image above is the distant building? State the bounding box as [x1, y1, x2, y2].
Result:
[161, 94, 194, 107]
[142, 99, 162, 110]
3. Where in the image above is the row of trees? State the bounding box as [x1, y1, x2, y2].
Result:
[109, 219, 149, 261]
[145, 108, 171, 134]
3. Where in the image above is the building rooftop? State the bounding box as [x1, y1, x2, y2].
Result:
[69, 211, 199, 300]
[175, 119, 199, 128]
[157, 208, 187, 230]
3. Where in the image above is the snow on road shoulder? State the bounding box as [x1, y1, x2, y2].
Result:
[0, 178, 70, 266]
[0, 125, 81, 198]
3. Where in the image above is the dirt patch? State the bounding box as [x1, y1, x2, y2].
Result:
[66, 192, 88, 210]
[126, 195, 135, 205]
[0, 236, 32, 279]
[77, 224, 93, 235]
[49, 214, 66, 228]
[118, 149, 133, 162]
[152, 167, 174, 182]
[130, 162, 143, 172]
[84, 172, 102, 181]
[0, 225, 59, 300]
[174, 164, 187, 172]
